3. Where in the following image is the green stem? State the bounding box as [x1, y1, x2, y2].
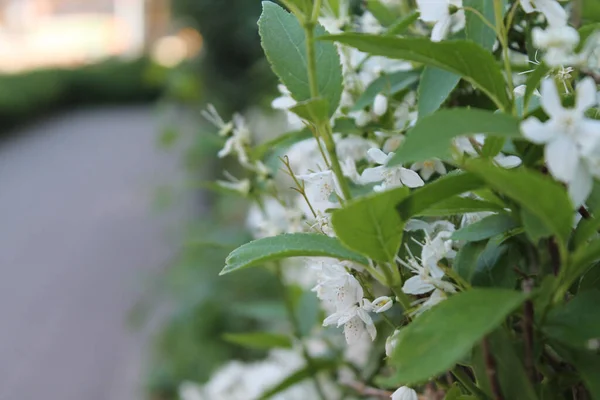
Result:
[275, 266, 328, 400]
[304, 23, 320, 99]
[391, 285, 412, 317]
[452, 366, 489, 400]
[311, 0, 323, 24]
[493, 0, 515, 112]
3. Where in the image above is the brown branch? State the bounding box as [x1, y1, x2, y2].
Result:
[482, 337, 504, 400]
[578, 205, 592, 220]
[548, 238, 560, 276]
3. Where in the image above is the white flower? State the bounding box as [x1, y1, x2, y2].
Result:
[521, 78, 600, 205]
[246, 198, 304, 238]
[411, 288, 449, 316]
[216, 176, 251, 195]
[520, 0, 567, 27]
[271, 84, 304, 130]
[410, 159, 447, 180]
[362, 296, 394, 313]
[453, 136, 522, 168]
[361, 148, 425, 191]
[373, 94, 389, 116]
[218, 114, 251, 165]
[391, 386, 419, 400]
[385, 329, 401, 357]
[201, 104, 233, 136]
[421, 230, 457, 271]
[298, 170, 343, 204]
[514, 84, 540, 98]
[359, 11, 384, 34]
[416, 0, 464, 42]
[532, 25, 580, 67]
[400, 250, 454, 295]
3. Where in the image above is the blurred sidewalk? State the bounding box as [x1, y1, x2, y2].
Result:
[0, 107, 189, 400]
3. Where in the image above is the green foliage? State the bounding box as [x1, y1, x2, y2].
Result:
[387, 289, 527, 385]
[388, 109, 520, 165]
[221, 233, 368, 275]
[259, 2, 343, 115]
[321, 34, 511, 110]
[453, 241, 487, 282]
[290, 98, 330, 124]
[353, 70, 420, 111]
[331, 187, 410, 263]
[416, 196, 504, 217]
[222, 332, 293, 350]
[417, 67, 461, 118]
[463, 0, 498, 50]
[451, 213, 518, 242]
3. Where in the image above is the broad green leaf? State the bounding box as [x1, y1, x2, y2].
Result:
[472, 329, 538, 400]
[465, 159, 573, 247]
[573, 215, 600, 248]
[220, 233, 368, 275]
[453, 241, 487, 282]
[396, 172, 485, 220]
[452, 214, 518, 242]
[580, 263, 600, 292]
[388, 289, 527, 385]
[290, 97, 330, 124]
[332, 187, 410, 263]
[522, 208, 553, 242]
[259, 2, 343, 115]
[387, 11, 420, 35]
[417, 196, 505, 217]
[259, 358, 338, 399]
[464, 0, 499, 50]
[352, 70, 420, 111]
[321, 34, 511, 110]
[417, 67, 461, 118]
[222, 332, 292, 350]
[388, 109, 521, 166]
[472, 236, 517, 288]
[481, 137, 505, 157]
[543, 290, 600, 350]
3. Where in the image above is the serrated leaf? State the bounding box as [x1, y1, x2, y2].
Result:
[388, 109, 520, 165]
[387, 289, 527, 385]
[352, 70, 420, 111]
[332, 187, 410, 263]
[416, 196, 504, 217]
[396, 172, 485, 220]
[464, 0, 499, 50]
[290, 97, 330, 124]
[259, 2, 342, 115]
[454, 241, 487, 282]
[221, 233, 368, 275]
[321, 34, 511, 110]
[222, 332, 293, 350]
[452, 213, 518, 242]
[258, 358, 338, 399]
[465, 159, 573, 248]
[418, 67, 461, 118]
[543, 290, 600, 350]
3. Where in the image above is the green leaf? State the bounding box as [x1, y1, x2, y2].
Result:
[580, 263, 600, 292]
[481, 137, 505, 157]
[418, 67, 461, 118]
[452, 214, 518, 242]
[471, 329, 538, 400]
[454, 241, 487, 282]
[221, 233, 368, 275]
[417, 196, 505, 217]
[222, 332, 292, 350]
[259, 2, 343, 115]
[258, 358, 338, 399]
[465, 159, 573, 247]
[388, 109, 521, 166]
[464, 0, 501, 50]
[522, 208, 553, 242]
[573, 215, 600, 248]
[543, 290, 600, 350]
[396, 172, 485, 220]
[388, 289, 527, 385]
[444, 384, 464, 400]
[352, 70, 420, 111]
[386, 11, 420, 35]
[571, 241, 600, 284]
[583, 0, 600, 22]
[332, 187, 410, 263]
[472, 236, 517, 288]
[366, 0, 398, 26]
[321, 34, 511, 110]
[290, 97, 330, 124]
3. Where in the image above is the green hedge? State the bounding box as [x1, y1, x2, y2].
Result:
[0, 58, 164, 131]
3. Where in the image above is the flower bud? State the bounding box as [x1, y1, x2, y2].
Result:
[391, 386, 418, 400]
[370, 296, 393, 313]
[373, 94, 388, 116]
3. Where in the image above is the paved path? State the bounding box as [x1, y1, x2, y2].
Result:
[0, 107, 190, 400]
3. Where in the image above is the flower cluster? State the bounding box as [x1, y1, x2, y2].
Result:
[182, 0, 600, 398]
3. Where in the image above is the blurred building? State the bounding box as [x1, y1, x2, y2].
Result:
[0, 0, 171, 72]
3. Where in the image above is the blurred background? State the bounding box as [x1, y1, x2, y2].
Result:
[0, 0, 282, 399]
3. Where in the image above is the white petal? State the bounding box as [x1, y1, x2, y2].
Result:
[540, 79, 563, 116]
[391, 386, 419, 400]
[538, 0, 568, 27]
[568, 162, 592, 207]
[399, 168, 425, 188]
[495, 154, 522, 168]
[373, 94, 388, 116]
[420, 165, 435, 181]
[431, 16, 452, 42]
[360, 166, 385, 183]
[546, 136, 579, 182]
[402, 275, 435, 295]
[416, 0, 449, 22]
[576, 77, 598, 114]
[343, 317, 366, 344]
[521, 117, 556, 143]
[520, 0, 535, 13]
[434, 160, 447, 175]
[367, 148, 390, 165]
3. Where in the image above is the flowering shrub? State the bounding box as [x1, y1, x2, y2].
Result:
[182, 0, 600, 399]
